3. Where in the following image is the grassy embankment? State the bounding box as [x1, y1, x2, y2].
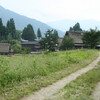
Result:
[0, 49, 98, 100]
[50, 60, 100, 100]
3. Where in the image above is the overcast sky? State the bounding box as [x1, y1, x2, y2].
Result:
[0, 0, 100, 22]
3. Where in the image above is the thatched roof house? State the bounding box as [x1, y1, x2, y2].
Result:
[66, 31, 84, 43]
[65, 31, 85, 48]
[0, 43, 10, 54]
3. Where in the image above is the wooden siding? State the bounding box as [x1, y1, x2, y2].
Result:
[0, 43, 10, 53]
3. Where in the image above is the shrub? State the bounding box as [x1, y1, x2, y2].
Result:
[11, 44, 22, 53]
[60, 36, 74, 50]
[21, 47, 32, 54]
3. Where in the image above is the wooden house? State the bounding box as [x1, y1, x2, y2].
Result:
[21, 40, 41, 52]
[0, 43, 10, 55]
[65, 31, 85, 48]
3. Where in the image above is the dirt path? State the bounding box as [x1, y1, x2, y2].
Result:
[92, 82, 100, 100]
[21, 54, 100, 100]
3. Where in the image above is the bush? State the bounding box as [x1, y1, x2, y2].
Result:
[60, 36, 74, 50]
[11, 44, 22, 53]
[21, 47, 32, 54]
[82, 28, 100, 48]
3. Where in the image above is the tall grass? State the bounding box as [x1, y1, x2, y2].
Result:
[0, 49, 97, 88]
[55, 64, 100, 100]
[0, 49, 98, 100]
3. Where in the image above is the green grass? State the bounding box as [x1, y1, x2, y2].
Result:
[51, 62, 100, 100]
[0, 49, 98, 100]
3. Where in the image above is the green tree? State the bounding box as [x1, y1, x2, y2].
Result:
[0, 18, 3, 40]
[40, 30, 59, 51]
[15, 30, 22, 40]
[22, 24, 36, 41]
[53, 30, 59, 40]
[39, 37, 47, 50]
[69, 22, 82, 31]
[2, 26, 7, 40]
[7, 18, 16, 39]
[60, 36, 74, 50]
[82, 28, 100, 48]
[69, 27, 73, 31]
[22, 27, 27, 40]
[37, 28, 42, 39]
[0, 18, 7, 40]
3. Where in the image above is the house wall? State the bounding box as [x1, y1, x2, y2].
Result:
[22, 44, 41, 51]
[0, 43, 10, 54]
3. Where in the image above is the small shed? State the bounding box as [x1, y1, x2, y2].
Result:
[0, 43, 10, 55]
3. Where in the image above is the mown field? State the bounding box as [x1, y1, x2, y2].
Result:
[0, 49, 98, 100]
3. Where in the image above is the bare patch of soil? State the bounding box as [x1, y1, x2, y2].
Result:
[92, 82, 100, 100]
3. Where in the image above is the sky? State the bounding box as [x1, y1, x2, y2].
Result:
[0, 0, 100, 22]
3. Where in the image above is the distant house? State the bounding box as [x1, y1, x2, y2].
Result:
[58, 37, 63, 46]
[21, 40, 41, 52]
[0, 43, 10, 55]
[65, 31, 85, 48]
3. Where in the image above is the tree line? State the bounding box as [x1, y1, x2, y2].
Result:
[0, 18, 59, 52]
[0, 18, 45, 41]
[69, 22, 82, 31]
[22, 24, 43, 41]
[1, 17, 100, 52]
[0, 18, 20, 41]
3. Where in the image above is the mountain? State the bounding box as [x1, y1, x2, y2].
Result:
[0, 6, 65, 37]
[47, 19, 100, 32]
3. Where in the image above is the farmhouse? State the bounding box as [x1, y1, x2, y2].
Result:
[21, 40, 41, 52]
[65, 31, 85, 48]
[0, 43, 10, 55]
[58, 37, 63, 46]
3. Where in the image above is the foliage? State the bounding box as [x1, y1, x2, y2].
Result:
[0, 18, 22, 41]
[0, 50, 96, 86]
[0, 49, 98, 100]
[11, 44, 22, 53]
[0, 57, 9, 87]
[15, 30, 22, 40]
[7, 18, 16, 39]
[22, 24, 36, 41]
[0, 18, 7, 40]
[82, 28, 100, 48]
[21, 47, 32, 54]
[40, 29, 59, 51]
[39, 37, 47, 50]
[54, 29, 59, 39]
[60, 36, 74, 50]
[69, 22, 82, 31]
[37, 28, 42, 39]
[0, 39, 17, 45]
[60, 65, 100, 100]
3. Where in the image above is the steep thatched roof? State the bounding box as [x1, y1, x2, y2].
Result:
[0, 43, 10, 53]
[66, 31, 84, 44]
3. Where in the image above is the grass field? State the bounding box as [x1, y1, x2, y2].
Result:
[51, 62, 100, 100]
[0, 49, 98, 100]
